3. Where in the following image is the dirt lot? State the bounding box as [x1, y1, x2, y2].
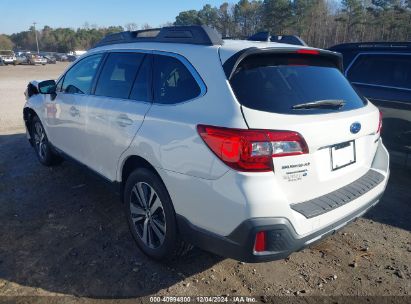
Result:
[0, 64, 410, 303]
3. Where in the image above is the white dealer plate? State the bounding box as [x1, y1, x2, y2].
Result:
[330, 140, 356, 171]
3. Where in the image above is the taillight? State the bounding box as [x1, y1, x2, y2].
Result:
[296, 49, 320, 55]
[254, 231, 266, 252]
[197, 125, 308, 172]
[377, 110, 383, 133]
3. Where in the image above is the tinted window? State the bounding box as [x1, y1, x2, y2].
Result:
[230, 54, 366, 115]
[153, 55, 201, 104]
[62, 54, 102, 94]
[130, 55, 152, 102]
[95, 52, 145, 99]
[348, 54, 411, 90]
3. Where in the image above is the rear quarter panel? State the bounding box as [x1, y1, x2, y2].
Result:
[116, 45, 248, 182]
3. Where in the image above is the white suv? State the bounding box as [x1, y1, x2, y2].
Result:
[0, 50, 16, 65]
[23, 26, 390, 262]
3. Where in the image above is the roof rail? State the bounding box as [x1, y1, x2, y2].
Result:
[330, 42, 411, 49]
[248, 32, 307, 46]
[92, 25, 223, 48]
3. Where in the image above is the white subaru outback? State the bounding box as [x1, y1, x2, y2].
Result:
[23, 26, 389, 262]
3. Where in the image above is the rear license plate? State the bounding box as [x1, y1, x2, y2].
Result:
[330, 141, 356, 170]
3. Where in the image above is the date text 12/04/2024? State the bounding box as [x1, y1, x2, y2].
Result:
[149, 296, 257, 303]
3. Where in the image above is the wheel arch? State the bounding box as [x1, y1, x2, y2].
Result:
[119, 155, 167, 200]
[121, 154, 157, 180]
[23, 107, 39, 142]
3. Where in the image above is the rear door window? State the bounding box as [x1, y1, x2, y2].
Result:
[62, 54, 103, 94]
[129, 55, 152, 102]
[153, 55, 201, 104]
[347, 54, 411, 90]
[95, 52, 145, 99]
[230, 53, 366, 115]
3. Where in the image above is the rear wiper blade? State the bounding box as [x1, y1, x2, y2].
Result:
[292, 99, 345, 110]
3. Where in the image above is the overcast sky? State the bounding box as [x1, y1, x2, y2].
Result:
[0, 0, 224, 35]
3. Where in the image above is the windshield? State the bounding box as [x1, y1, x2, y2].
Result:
[230, 53, 366, 115]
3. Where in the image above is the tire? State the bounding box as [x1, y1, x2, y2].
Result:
[124, 168, 191, 260]
[30, 116, 62, 166]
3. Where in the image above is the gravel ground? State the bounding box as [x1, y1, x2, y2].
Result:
[0, 63, 69, 133]
[0, 64, 410, 303]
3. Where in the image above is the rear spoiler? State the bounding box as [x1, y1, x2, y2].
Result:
[222, 47, 343, 80]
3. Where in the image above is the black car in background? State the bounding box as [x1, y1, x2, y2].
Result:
[329, 42, 411, 154]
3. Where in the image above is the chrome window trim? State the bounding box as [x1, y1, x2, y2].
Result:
[345, 52, 411, 91]
[88, 94, 152, 106]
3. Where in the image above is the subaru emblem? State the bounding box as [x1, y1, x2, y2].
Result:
[350, 122, 361, 134]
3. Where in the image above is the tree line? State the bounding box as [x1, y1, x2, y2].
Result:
[0, 0, 410, 52]
[1, 25, 124, 53]
[175, 0, 411, 47]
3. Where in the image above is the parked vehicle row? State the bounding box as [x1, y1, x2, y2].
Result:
[15, 53, 47, 65]
[0, 50, 82, 66]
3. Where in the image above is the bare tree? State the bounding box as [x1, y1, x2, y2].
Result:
[125, 23, 139, 31]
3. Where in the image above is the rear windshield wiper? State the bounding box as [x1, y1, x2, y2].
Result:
[292, 99, 345, 110]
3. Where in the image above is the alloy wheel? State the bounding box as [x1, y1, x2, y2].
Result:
[33, 121, 47, 160]
[129, 182, 166, 249]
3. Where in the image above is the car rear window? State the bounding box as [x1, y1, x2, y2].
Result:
[230, 53, 367, 114]
[153, 55, 201, 104]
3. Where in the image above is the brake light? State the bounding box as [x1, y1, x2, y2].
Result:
[296, 49, 320, 55]
[197, 125, 308, 172]
[377, 110, 383, 133]
[254, 231, 266, 252]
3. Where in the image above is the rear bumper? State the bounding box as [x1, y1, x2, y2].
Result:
[177, 140, 390, 262]
[178, 193, 382, 262]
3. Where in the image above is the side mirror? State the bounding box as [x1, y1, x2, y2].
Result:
[38, 80, 57, 94]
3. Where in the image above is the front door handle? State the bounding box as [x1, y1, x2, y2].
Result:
[116, 114, 133, 127]
[69, 106, 80, 117]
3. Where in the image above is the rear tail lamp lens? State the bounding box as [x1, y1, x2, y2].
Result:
[197, 125, 308, 172]
[377, 110, 383, 133]
[254, 231, 266, 252]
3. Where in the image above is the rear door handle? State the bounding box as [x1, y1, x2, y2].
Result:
[69, 106, 80, 117]
[116, 114, 133, 127]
